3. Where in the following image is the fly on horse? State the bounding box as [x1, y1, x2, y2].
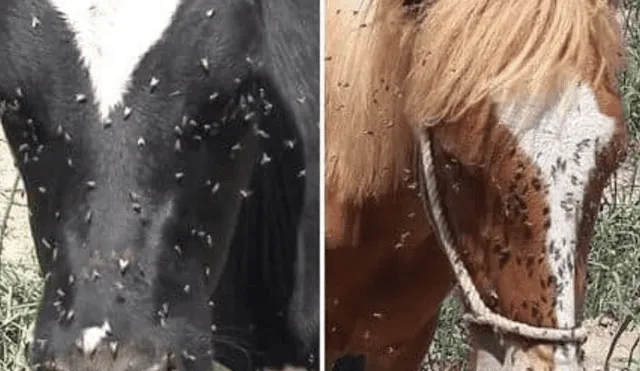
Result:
[0, 0, 319, 370]
[326, 0, 628, 369]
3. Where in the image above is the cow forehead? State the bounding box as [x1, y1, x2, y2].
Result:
[47, 0, 182, 121]
[497, 82, 617, 367]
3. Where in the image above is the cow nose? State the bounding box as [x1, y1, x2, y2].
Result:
[75, 321, 114, 356]
[35, 353, 174, 371]
[32, 323, 176, 371]
[36, 360, 175, 371]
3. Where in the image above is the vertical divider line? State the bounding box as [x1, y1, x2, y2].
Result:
[319, 0, 327, 369]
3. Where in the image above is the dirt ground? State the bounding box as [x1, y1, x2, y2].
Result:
[1, 130, 639, 370]
[0, 133, 34, 268]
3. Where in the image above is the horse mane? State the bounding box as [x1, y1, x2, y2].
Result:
[405, 0, 625, 126]
[326, 0, 419, 204]
[326, 0, 625, 205]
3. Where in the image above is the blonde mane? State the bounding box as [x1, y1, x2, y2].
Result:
[405, 0, 624, 126]
[326, 0, 625, 205]
[326, 0, 419, 204]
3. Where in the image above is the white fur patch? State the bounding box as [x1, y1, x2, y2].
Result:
[76, 320, 112, 355]
[48, 0, 182, 121]
[498, 82, 616, 369]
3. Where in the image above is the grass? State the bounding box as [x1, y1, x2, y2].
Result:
[0, 263, 41, 371]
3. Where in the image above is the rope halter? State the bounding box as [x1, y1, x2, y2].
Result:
[416, 127, 588, 344]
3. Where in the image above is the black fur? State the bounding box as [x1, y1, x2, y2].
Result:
[0, 0, 319, 370]
[332, 354, 366, 371]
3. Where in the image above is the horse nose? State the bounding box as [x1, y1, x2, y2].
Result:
[332, 354, 366, 371]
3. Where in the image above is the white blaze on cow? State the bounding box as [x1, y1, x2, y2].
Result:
[48, 0, 181, 121]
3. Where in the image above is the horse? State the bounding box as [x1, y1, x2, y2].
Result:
[325, 0, 628, 369]
[0, 0, 319, 370]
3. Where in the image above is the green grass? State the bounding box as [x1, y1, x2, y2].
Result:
[422, 296, 468, 370]
[586, 0, 640, 324]
[0, 263, 41, 371]
[586, 172, 640, 321]
[621, 0, 640, 141]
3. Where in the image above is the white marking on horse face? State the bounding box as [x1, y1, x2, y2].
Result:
[498, 83, 616, 369]
[47, 0, 182, 121]
[76, 320, 112, 355]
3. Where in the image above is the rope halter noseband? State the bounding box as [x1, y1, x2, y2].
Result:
[416, 127, 588, 344]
